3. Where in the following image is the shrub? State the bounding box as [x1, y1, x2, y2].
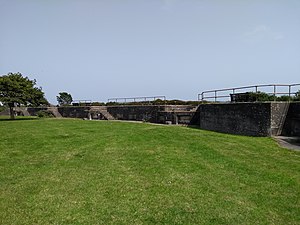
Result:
[91, 102, 106, 106]
[294, 90, 300, 101]
[277, 95, 292, 102]
[37, 110, 55, 118]
[0, 106, 6, 112]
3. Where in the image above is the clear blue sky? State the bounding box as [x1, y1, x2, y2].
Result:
[1, 0, 299, 104]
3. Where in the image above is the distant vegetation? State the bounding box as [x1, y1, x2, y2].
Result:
[74, 91, 300, 106]
[36, 110, 55, 118]
[72, 99, 201, 106]
[0, 72, 49, 119]
[251, 90, 300, 102]
[57, 92, 73, 106]
[0, 105, 6, 112]
[107, 99, 201, 106]
[231, 90, 300, 103]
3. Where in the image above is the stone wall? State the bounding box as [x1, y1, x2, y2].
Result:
[22, 105, 196, 125]
[198, 103, 271, 136]
[0, 108, 10, 116]
[282, 102, 300, 137]
[9, 102, 300, 137]
[270, 102, 290, 136]
[106, 105, 163, 123]
[58, 106, 90, 118]
[26, 107, 49, 116]
[106, 105, 197, 124]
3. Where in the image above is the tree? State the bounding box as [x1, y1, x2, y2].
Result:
[57, 92, 73, 106]
[294, 90, 300, 101]
[0, 72, 49, 119]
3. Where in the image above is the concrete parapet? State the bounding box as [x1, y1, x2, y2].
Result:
[198, 103, 271, 136]
[10, 102, 300, 137]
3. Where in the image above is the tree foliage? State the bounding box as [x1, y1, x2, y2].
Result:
[0, 72, 48, 119]
[294, 90, 300, 101]
[57, 92, 73, 106]
[232, 90, 300, 102]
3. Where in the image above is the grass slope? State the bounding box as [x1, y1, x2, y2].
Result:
[0, 118, 299, 224]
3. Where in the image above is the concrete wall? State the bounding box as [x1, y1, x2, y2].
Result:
[26, 106, 90, 118]
[23, 105, 196, 125]
[106, 105, 197, 124]
[106, 105, 162, 123]
[58, 106, 90, 118]
[270, 102, 290, 136]
[197, 102, 300, 137]
[0, 108, 10, 116]
[198, 103, 271, 136]
[10, 102, 300, 137]
[282, 102, 300, 137]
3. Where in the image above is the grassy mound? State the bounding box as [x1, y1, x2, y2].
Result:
[0, 118, 299, 224]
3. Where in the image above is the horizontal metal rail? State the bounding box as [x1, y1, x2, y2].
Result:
[107, 96, 166, 103]
[72, 100, 92, 105]
[198, 84, 300, 102]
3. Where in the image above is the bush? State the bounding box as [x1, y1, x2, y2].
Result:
[0, 106, 6, 112]
[37, 110, 55, 118]
[277, 95, 293, 102]
[91, 102, 106, 106]
[249, 92, 276, 102]
[294, 90, 300, 101]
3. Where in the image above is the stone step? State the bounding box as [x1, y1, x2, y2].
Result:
[100, 111, 115, 120]
[89, 106, 115, 120]
[47, 107, 62, 117]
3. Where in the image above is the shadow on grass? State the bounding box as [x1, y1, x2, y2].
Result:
[0, 116, 38, 121]
[187, 125, 202, 130]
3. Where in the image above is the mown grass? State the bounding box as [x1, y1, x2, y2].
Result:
[0, 117, 299, 224]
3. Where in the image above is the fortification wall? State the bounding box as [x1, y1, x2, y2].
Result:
[8, 102, 300, 137]
[27, 107, 51, 115]
[58, 106, 90, 118]
[22, 105, 196, 125]
[105, 105, 197, 124]
[197, 102, 300, 137]
[282, 102, 300, 136]
[106, 105, 162, 122]
[270, 102, 290, 136]
[198, 103, 271, 136]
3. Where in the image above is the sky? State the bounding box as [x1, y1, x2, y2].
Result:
[0, 0, 299, 104]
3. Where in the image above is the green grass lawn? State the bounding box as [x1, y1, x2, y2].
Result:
[0, 117, 299, 224]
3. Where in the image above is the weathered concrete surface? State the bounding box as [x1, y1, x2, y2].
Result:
[10, 102, 300, 137]
[270, 102, 290, 136]
[197, 102, 300, 137]
[106, 105, 162, 123]
[16, 105, 197, 125]
[274, 136, 300, 151]
[58, 106, 90, 118]
[282, 102, 300, 137]
[48, 107, 62, 117]
[198, 103, 271, 136]
[0, 108, 10, 116]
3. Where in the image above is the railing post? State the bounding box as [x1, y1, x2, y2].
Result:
[289, 85, 291, 101]
[273, 85, 276, 101]
[214, 91, 217, 102]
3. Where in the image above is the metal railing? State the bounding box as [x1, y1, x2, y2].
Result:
[72, 100, 92, 106]
[198, 84, 300, 102]
[107, 96, 166, 104]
